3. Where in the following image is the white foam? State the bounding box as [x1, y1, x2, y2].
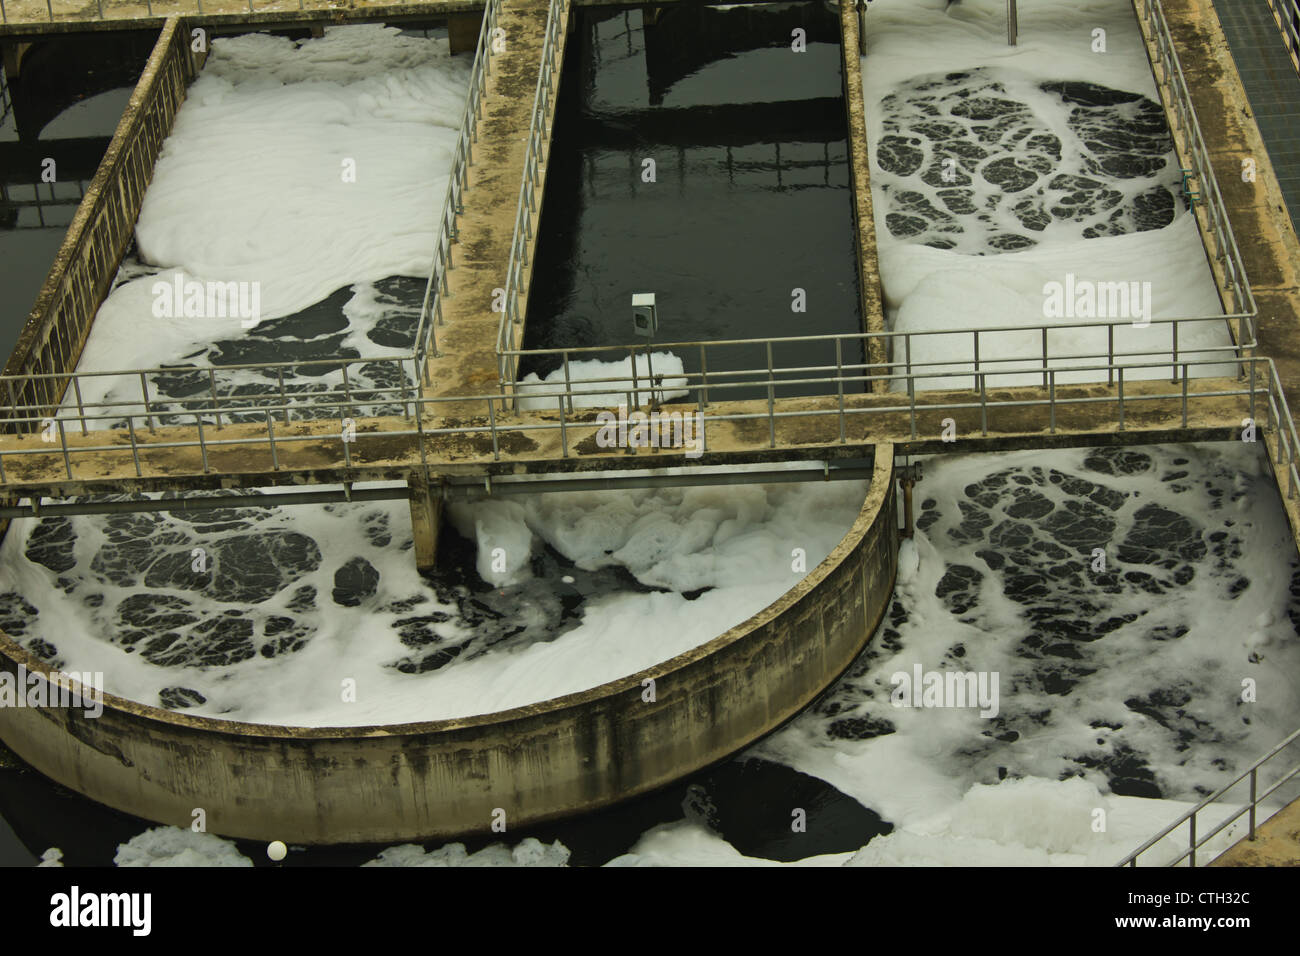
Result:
[750, 442, 1300, 864]
[365, 837, 570, 867]
[0, 477, 867, 726]
[858, 0, 1232, 388]
[114, 827, 253, 867]
[515, 352, 688, 411]
[606, 820, 853, 867]
[133, 25, 471, 323]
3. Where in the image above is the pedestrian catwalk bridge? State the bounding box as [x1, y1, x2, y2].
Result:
[3, 0, 1300, 860]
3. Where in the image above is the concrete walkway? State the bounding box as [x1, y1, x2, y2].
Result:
[0, 376, 1252, 496]
[1211, 0, 1300, 232]
[422, 0, 567, 403]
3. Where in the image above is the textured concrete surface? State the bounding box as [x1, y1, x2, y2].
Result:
[0, 0, 481, 32]
[1212, 0, 1300, 229]
[1213, 796, 1300, 866]
[839, 0, 887, 392]
[422, 0, 566, 407]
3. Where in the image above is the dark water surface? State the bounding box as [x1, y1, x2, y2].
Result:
[0, 31, 157, 363]
[521, 2, 862, 398]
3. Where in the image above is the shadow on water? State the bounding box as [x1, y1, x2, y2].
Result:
[0, 32, 158, 364]
[521, 2, 863, 401]
[0, 752, 891, 867]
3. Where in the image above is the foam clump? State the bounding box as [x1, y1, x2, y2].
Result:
[445, 498, 534, 587]
[516, 353, 687, 410]
[365, 837, 570, 867]
[947, 775, 1107, 854]
[845, 777, 1111, 866]
[896, 537, 920, 584]
[114, 827, 254, 867]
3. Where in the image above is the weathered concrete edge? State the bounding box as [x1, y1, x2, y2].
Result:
[0, 447, 897, 843]
[0, 3, 479, 36]
[0, 0, 789, 37]
[501, 1, 570, 397]
[839, 0, 888, 394]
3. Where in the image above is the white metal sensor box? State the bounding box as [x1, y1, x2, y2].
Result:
[632, 292, 658, 337]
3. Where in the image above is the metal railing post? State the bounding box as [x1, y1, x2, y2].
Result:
[562, 351, 573, 413]
[1041, 327, 1048, 387]
[558, 395, 568, 458]
[1049, 371, 1056, 434]
[1249, 768, 1258, 840]
[1115, 367, 1125, 430]
[266, 410, 280, 471]
[700, 345, 709, 407]
[836, 338, 846, 443]
[57, 420, 72, 479]
[1182, 364, 1189, 427]
[767, 340, 776, 448]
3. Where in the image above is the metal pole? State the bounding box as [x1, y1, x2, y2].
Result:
[1007, 0, 1018, 46]
[1249, 769, 1258, 839]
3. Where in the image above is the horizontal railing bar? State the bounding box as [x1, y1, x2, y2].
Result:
[0, 487, 409, 518]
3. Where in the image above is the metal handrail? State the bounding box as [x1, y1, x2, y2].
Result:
[413, 0, 501, 376]
[1117, 725, 1300, 866]
[502, 312, 1252, 388]
[494, 0, 569, 391]
[1, 307, 1251, 439]
[0, 315, 1246, 430]
[0, 354, 1285, 488]
[1265, 0, 1300, 73]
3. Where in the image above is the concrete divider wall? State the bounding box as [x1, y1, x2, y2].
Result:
[0, 447, 898, 843]
[839, 0, 888, 394]
[2, 16, 198, 421]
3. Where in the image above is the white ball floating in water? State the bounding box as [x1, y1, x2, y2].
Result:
[562, 575, 575, 584]
[267, 841, 287, 862]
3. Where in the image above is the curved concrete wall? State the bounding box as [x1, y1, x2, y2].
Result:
[0, 447, 898, 844]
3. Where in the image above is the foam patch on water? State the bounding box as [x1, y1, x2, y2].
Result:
[0, 477, 867, 726]
[843, 776, 1250, 866]
[365, 837, 570, 867]
[115, 827, 253, 867]
[747, 442, 1300, 862]
[858, 0, 1232, 387]
[606, 820, 853, 867]
[65, 26, 467, 418]
[134, 25, 470, 322]
[516, 353, 688, 410]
